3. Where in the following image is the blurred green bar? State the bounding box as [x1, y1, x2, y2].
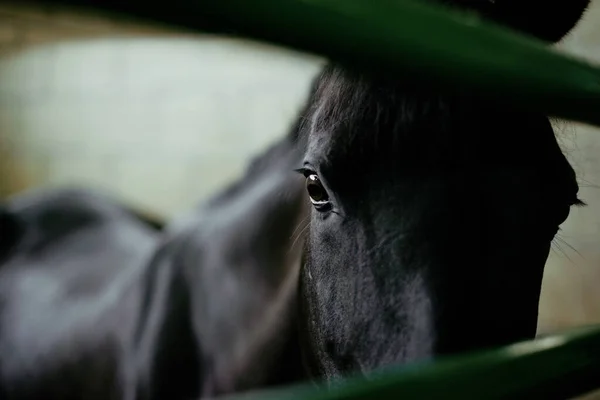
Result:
[222, 326, 600, 400]
[27, 0, 600, 127]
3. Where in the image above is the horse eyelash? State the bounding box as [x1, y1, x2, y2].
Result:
[573, 198, 586, 207]
[294, 167, 310, 177]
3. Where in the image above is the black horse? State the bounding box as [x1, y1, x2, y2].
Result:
[0, 188, 159, 399]
[0, 0, 591, 399]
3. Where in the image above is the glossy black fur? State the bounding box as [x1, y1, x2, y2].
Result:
[129, 134, 308, 399]
[295, 0, 590, 382]
[0, 133, 308, 400]
[297, 64, 583, 380]
[0, 188, 160, 400]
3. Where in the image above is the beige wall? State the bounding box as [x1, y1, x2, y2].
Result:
[0, 3, 323, 215]
[538, 2, 600, 334]
[1, 2, 600, 395]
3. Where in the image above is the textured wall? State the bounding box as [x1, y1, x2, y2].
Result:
[538, 2, 600, 335]
[0, 3, 323, 215]
[0, 2, 600, 396]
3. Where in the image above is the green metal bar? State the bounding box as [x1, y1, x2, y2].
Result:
[221, 326, 600, 400]
[24, 0, 600, 128]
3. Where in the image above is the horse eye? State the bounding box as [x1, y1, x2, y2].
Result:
[306, 174, 330, 209]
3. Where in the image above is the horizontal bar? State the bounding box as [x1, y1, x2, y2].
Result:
[22, 0, 600, 128]
[222, 325, 600, 400]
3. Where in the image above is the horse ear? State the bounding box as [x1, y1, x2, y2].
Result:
[478, 0, 591, 43]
